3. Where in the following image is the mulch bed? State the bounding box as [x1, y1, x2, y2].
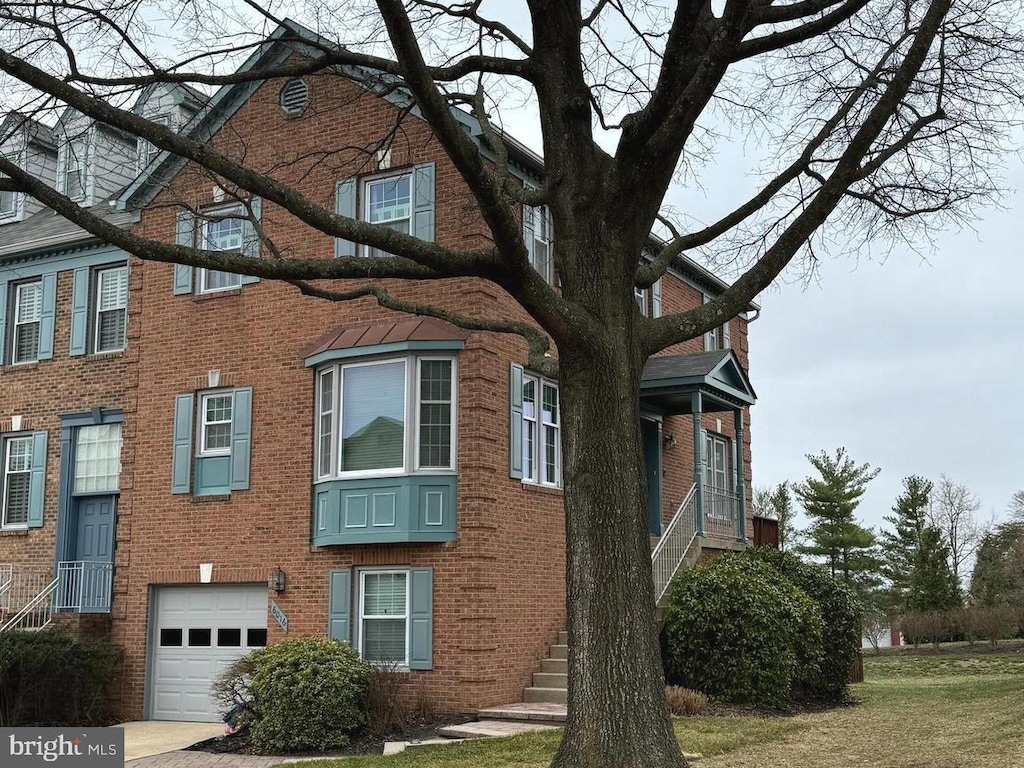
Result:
[186, 714, 475, 757]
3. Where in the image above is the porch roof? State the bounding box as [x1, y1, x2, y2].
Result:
[640, 349, 756, 414]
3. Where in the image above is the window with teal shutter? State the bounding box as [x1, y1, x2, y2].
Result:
[172, 388, 252, 495]
[27, 431, 47, 528]
[509, 364, 524, 479]
[334, 178, 356, 258]
[37, 272, 56, 361]
[408, 567, 433, 670]
[69, 268, 90, 356]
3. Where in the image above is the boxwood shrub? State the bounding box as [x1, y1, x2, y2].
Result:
[662, 555, 823, 709]
[0, 630, 122, 726]
[744, 546, 862, 703]
[247, 638, 371, 754]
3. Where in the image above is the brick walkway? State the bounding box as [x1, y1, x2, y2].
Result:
[127, 751, 284, 768]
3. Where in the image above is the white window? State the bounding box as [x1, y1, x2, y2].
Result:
[2, 436, 32, 528]
[358, 570, 409, 665]
[94, 265, 128, 353]
[0, 157, 16, 216]
[523, 204, 554, 285]
[63, 136, 88, 201]
[702, 294, 730, 351]
[74, 424, 122, 493]
[0, 187, 14, 217]
[138, 115, 168, 170]
[11, 280, 42, 364]
[199, 392, 233, 456]
[199, 215, 245, 293]
[522, 373, 561, 487]
[635, 279, 663, 318]
[315, 356, 456, 480]
[362, 174, 411, 258]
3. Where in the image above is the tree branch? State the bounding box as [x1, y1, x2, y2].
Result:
[287, 280, 557, 377]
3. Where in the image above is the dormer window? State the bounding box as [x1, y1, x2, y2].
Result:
[62, 135, 88, 201]
[0, 186, 14, 217]
[139, 115, 169, 170]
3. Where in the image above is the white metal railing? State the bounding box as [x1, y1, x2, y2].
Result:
[0, 577, 58, 633]
[651, 484, 699, 604]
[54, 561, 114, 613]
[0, 564, 13, 601]
[702, 485, 738, 539]
[0, 565, 53, 616]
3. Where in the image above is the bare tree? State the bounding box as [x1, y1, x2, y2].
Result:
[1, 2, 1023, 767]
[1008, 490, 1024, 522]
[928, 474, 987, 585]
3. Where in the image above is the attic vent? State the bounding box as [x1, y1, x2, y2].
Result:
[279, 79, 309, 116]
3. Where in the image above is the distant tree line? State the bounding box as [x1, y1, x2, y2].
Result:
[754, 449, 1023, 643]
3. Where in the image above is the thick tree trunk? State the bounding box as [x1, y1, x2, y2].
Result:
[551, 345, 686, 768]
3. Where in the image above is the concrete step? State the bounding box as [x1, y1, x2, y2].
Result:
[524, 686, 567, 705]
[557, 630, 568, 645]
[540, 658, 567, 674]
[548, 643, 568, 659]
[477, 702, 567, 723]
[532, 671, 567, 689]
[438, 720, 560, 739]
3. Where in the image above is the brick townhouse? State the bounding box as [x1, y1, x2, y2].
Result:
[0, 21, 760, 723]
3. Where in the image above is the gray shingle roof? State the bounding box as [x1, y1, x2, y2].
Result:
[0, 202, 137, 259]
[642, 350, 731, 382]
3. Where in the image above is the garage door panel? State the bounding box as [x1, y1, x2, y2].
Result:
[151, 585, 267, 722]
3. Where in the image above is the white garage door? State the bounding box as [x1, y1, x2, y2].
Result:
[150, 585, 268, 722]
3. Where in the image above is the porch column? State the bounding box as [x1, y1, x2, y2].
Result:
[734, 408, 746, 543]
[692, 392, 704, 537]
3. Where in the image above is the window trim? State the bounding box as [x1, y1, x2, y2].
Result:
[522, 372, 561, 488]
[198, 390, 234, 458]
[523, 202, 555, 285]
[197, 205, 246, 295]
[360, 171, 413, 259]
[357, 568, 411, 668]
[704, 432, 732, 492]
[0, 154, 17, 216]
[1, 435, 32, 529]
[93, 264, 129, 354]
[314, 354, 458, 482]
[10, 279, 43, 365]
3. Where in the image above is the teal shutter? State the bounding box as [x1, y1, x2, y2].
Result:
[174, 212, 195, 294]
[409, 567, 433, 670]
[240, 198, 261, 285]
[229, 387, 252, 491]
[0, 281, 8, 365]
[37, 272, 56, 360]
[334, 179, 357, 258]
[69, 267, 90, 356]
[328, 569, 352, 643]
[27, 431, 47, 528]
[171, 393, 194, 494]
[412, 163, 435, 242]
[652, 278, 663, 318]
[509, 363, 524, 479]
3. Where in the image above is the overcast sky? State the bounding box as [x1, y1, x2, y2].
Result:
[747, 174, 1024, 532]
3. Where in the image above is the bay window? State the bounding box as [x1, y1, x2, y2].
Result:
[315, 356, 456, 479]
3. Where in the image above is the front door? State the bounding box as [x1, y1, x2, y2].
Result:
[67, 495, 115, 611]
[641, 420, 662, 535]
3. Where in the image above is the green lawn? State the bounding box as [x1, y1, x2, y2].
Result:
[278, 648, 1024, 768]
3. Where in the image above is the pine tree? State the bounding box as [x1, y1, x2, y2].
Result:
[770, 482, 799, 553]
[794, 448, 881, 587]
[879, 476, 932, 611]
[908, 526, 962, 612]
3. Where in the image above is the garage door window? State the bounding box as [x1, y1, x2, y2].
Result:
[188, 628, 212, 647]
[160, 628, 183, 647]
[247, 628, 267, 647]
[218, 628, 242, 647]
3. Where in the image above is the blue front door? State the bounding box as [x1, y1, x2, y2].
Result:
[66, 495, 115, 611]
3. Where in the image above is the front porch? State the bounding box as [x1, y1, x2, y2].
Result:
[640, 349, 757, 602]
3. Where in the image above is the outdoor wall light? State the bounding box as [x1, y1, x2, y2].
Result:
[662, 432, 676, 449]
[270, 568, 286, 593]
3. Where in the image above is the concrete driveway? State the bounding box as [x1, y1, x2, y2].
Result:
[119, 720, 225, 761]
